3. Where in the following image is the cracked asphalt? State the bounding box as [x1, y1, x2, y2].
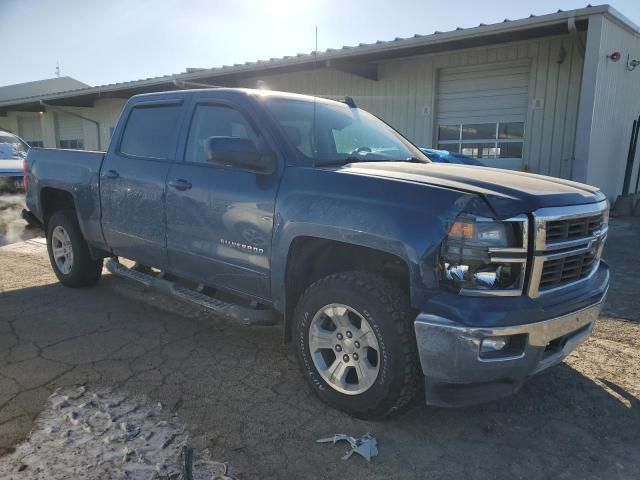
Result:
[0, 218, 639, 479]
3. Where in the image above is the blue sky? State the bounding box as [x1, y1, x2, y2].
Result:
[1, 0, 639, 87]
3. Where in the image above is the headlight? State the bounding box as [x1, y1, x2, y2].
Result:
[439, 214, 528, 296]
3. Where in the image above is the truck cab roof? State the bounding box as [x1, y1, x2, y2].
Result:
[129, 87, 349, 107]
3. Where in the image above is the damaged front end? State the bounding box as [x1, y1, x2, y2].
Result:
[414, 197, 610, 407]
[438, 213, 528, 297]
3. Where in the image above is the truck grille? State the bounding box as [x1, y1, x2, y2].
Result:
[545, 213, 604, 244]
[539, 250, 597, 290]
[529, 201, 608, 297]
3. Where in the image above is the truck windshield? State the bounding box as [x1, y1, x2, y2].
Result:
[262, 97, 429, 166]
[0, 132, 29, 160]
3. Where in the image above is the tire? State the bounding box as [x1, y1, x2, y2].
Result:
[46, 209, 103, 287]
[293, 271, 420, 419]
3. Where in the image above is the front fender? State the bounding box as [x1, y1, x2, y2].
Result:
[271, 166, 481, 313]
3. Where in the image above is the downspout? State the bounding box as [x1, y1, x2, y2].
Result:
[568, 16, 587, 180]
[40, 100, 102, 151]
[568, 16, 586, 58]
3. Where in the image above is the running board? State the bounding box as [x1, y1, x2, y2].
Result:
[106, 259, 276, 326]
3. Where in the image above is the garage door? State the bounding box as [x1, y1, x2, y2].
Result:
[436, 59, 530, 170]
[18, 116, 44, 147]
[55, 113, 84, 150]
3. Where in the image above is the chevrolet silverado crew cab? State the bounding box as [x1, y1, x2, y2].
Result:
[23, 88, 609, 419]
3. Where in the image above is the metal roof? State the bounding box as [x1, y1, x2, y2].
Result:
[1, 4, 637, 110]
[0, 77, 88, 103]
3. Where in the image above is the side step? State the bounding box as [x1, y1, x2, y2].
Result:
[106, 259, 276, 326]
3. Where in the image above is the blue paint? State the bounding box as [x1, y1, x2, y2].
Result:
[25, 88, 606, 326]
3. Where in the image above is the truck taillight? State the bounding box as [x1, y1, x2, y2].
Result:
[22, 159, 27, 191]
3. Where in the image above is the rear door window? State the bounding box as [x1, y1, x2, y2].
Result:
[120, 105, 181, 159]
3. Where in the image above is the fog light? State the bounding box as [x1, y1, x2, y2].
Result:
[480, 336, 509, 353]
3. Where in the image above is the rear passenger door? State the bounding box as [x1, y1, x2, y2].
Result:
[100, 99, 185, 268]
[165, 99, 280, 300]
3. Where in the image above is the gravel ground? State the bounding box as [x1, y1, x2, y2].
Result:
[0, 200, 638, 479]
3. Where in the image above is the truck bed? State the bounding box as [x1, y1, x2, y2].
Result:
[25, 148, 105, 245]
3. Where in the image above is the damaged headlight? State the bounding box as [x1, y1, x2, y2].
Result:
[439, 214, 528, 296]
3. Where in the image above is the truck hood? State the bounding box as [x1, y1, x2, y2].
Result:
[338, 162, 605, 218]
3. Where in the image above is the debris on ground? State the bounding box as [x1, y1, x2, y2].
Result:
[317, 433, 379, 462]
[0, 385, 234, 480]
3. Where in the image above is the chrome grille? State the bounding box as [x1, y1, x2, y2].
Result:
[528, 200, 608, 298]
[545, 213, 604, 244]
[539, 249, 598, 289]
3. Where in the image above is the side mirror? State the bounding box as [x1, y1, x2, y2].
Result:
[205, 136, 276, 175]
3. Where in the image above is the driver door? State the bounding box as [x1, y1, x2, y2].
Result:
[165, 101, 279, 300]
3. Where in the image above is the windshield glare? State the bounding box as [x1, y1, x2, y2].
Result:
[263, 98, 428, 166]
[0, 133, 29, 160]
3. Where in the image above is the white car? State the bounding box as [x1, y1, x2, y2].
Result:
[0, 130, 29, 192]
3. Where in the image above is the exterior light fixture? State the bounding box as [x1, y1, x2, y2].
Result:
[607, 51, 621, 62]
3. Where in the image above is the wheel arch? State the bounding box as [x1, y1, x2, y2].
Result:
[280, 234, 415, 343]
[39, 187, 108, 260]
[39, 187, 77, 227]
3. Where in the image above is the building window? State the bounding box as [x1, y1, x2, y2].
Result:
[27, 140, 44, 148]
[437, 122, 524, 159]
[59, 139, 84, 150]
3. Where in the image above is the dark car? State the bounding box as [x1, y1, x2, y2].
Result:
[0, 130, 29, 192]
[420, 147, 486, 166]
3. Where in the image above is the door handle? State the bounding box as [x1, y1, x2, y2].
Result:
[103, 169, 119, 179]
[168, 179, 192, 191]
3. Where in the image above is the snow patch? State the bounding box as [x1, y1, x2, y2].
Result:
[0, 386, 235, 479]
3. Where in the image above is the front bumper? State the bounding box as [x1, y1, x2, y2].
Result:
[415, 268, 609, 407]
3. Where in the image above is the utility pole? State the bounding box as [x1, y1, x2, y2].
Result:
[55, 61, 60, 78]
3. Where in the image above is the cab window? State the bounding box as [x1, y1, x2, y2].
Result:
[185, 104, 259, 163]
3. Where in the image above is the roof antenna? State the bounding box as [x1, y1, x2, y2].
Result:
[312, 25, 318, 165]
[55, 61, 60, 78]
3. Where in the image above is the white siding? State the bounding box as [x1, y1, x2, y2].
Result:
[0, 113, 19, 136]
[239, 34, 584, 179]
[575, 15, 640, 198]
[17, 115, 43, 146]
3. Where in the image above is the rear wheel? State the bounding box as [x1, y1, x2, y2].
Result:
[46, 209, 103, 287]
[293, 271, 420, 419]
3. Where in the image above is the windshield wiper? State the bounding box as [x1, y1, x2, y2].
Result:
[316, 156, 426, 167]
[406, 156, 427, 163]
[314, 156, 366, 167]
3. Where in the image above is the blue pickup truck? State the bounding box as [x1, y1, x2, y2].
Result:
[24, 88, 610, 418]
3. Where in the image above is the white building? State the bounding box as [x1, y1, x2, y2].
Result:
[1, 5, 639, 199]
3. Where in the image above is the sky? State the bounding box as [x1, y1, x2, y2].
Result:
[1, 0, 640, 88]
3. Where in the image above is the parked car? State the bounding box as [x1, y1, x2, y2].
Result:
[0, 130, 28, 192]
[23, 89, 610, 418]
[420, 147, 486, 166]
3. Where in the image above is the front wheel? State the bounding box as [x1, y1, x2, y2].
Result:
[293, 272, 420, 419]
[46, 209, 103, 287]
